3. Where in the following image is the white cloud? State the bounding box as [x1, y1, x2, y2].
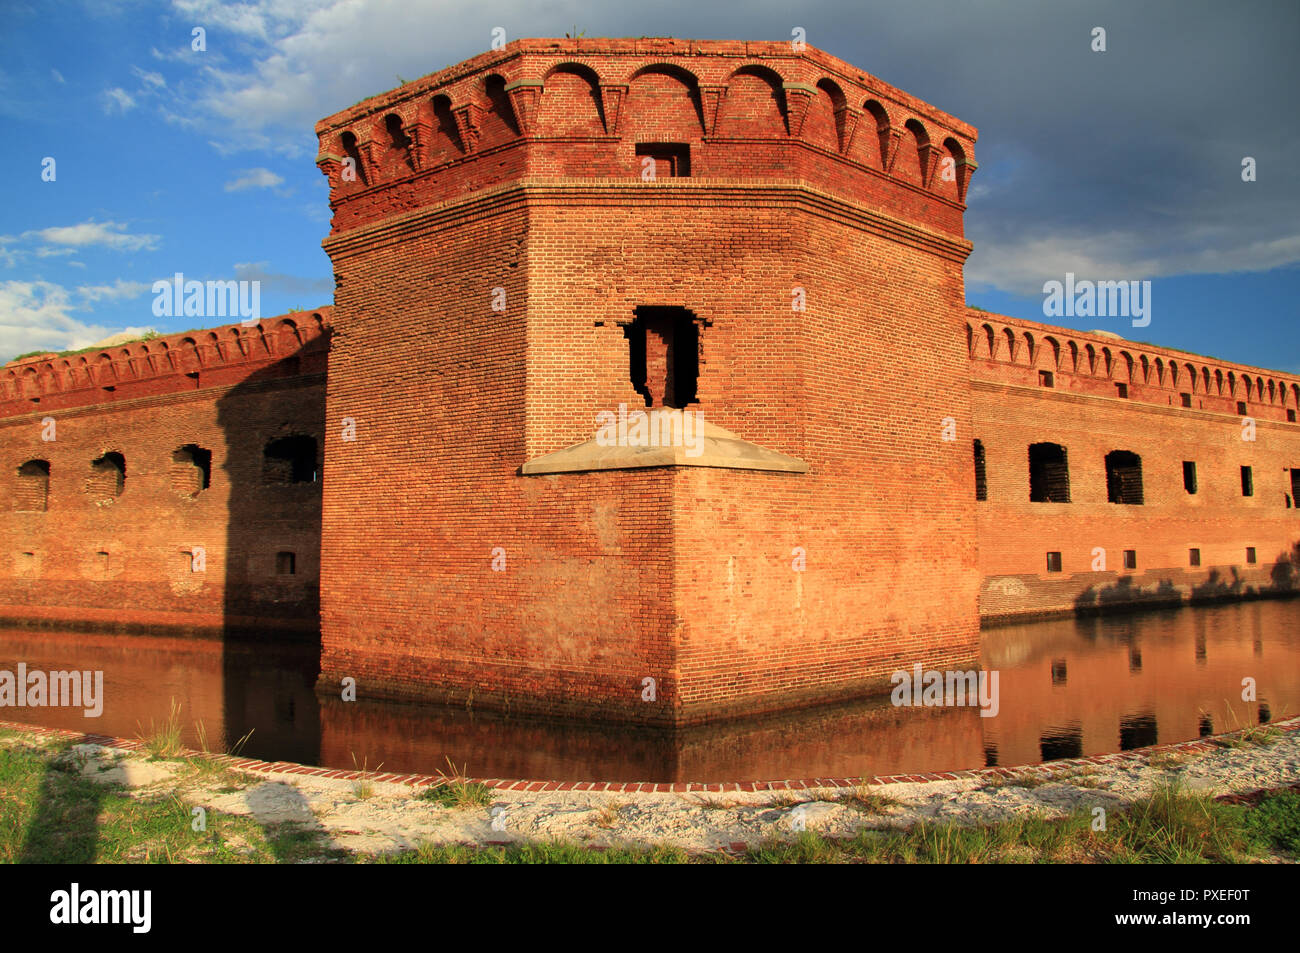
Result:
[51, 69, 65, 84]
[224, 167, 285, 191]
[102, 87, 136, 114]
[76, 280, 152, 304]
[131, 65, 167, 89]
[24, 220, 161, 253]
[966, 229, 1300, 297]
[0, 280, 152, 361]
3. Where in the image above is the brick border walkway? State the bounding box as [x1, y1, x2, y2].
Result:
[3, 715, 1295, 797]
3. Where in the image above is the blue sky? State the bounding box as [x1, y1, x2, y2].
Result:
[1, 0, 1297, 374]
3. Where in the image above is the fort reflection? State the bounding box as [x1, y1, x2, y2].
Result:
[1, 597, 1295, 783]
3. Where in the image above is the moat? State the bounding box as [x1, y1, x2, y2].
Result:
[1, 598, 1296, 784]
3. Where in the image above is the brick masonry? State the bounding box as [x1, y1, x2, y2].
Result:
[2, 715, 1294, 796]
[1, 39, 1298, 727]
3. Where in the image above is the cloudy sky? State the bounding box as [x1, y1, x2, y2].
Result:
[2, 0, 1297, 371]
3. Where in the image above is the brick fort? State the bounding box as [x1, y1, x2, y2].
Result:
[3, 39, 1298, 726]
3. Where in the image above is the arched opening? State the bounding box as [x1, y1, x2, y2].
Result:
[172, 444, 212, 498]
[1106, 450, 1144, 505]
[16, 460, 50, 512]
[88, 451, 126, 502]
[1028, 443, 1071, 502]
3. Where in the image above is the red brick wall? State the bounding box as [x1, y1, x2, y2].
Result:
[315, 39, 981, 724]
[969, 311, 1300, 620]
[0, 314, 330, 632]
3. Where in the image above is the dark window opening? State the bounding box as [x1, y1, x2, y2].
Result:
[1246, 546, 1256, 565]
[263, 435, 319, 484]
[1189, 548, 1201, 567]
[1050, 659, 1067, 685]
[1038, 370, 1054, 388]
[1198, 714, 1213, 737]
[1183, 460, 1197, 494]
[171, 444, 212, 498]
[1180, 392, 1192, 408]
[1040, 726, 1083, 761]
[1289, 409, 1297, 422]
[1259, 702, 1271, 724]
[1115, 382, 1128, 399]
[1106, 450, 1144, 505]
[89, 451, 126, 501]
[1129, 646, 1142, 673]
[1046, 551, 1062, 573]
[973, 440, 987, 501]
[16, 460, 50, 512]
[1028, 442, 1070, 502]
[1240, 465, 1253, 497]
[635, 142, 690, 178]
[1123, 549, 1137, 570]
[1119, 713, 1158, 751]
[623, 306, 701, 409]
[1237, 400, 1247, 415]
[1291, 468, 1300, 503]
[276, 551, 296, 575]
[339, 131, 367, 186]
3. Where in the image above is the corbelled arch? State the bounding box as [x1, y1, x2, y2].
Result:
[715, 64, 787, 137]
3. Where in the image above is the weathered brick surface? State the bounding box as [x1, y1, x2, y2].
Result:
[0, 314, 330, 633]
[2, 40, 1297, 727]
[970, 312, 1300, 620]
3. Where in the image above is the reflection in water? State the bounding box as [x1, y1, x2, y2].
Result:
[1, 597, 1297, 783]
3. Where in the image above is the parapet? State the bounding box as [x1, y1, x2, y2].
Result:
[315, 38, 978, 238]
[0, 309, 331, 418]
[967, 308, 1300, 423]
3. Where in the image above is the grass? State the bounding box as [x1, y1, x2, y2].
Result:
[136, 698, 184, 759]
[3, 725, 1298, 865]
[416, 757, 496, 809]
[838, 781, 902, 814]
[0, 737, 271, 863]
[350, 753, 383, 800]
[590, 801, 629, 829]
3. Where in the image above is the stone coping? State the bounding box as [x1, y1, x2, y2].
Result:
[2, 715, 1295, 797]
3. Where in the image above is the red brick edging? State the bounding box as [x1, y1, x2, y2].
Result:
[2, 715, 1296, 797]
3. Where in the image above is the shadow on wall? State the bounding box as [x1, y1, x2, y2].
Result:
[1074, 542, 1300, 616]
[213, 322, 329, 762]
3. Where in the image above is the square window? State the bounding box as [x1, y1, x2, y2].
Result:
[276, 551, 296, 575]
[635, 143, 690, 178]
[1237, 401, 1248, 415]
[1046, 551, 1062, 573]
[1115, 383, 1128, 398]
[1246, 547, 1257, 565]
[1180, 393, 1192, 408]
[1289, 409, 1297, 422]
[1183, 461, 1197, 494]
[1123, 549, 1137, 570]
[1189, 548, 1201, 567]
[1039, 370, 1054, 387]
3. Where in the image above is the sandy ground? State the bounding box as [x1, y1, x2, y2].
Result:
[32, 723, 1300, 857]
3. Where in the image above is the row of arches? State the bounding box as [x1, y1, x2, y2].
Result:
[2, 315, 323, 403]
[11, 437, 317, 512]
[327, 60, 973, 200]
[968, 320, 1300, 409]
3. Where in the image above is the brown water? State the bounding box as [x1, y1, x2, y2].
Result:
[1, 598, 1296, 782]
